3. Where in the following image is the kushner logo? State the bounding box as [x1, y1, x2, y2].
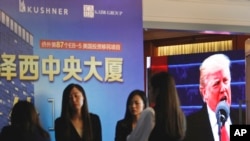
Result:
[83, 5, 94, 18]
[19, 0, 26, 12]
[18, 0, 69, 15]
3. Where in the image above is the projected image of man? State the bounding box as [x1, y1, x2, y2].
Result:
[184, 54, 245, 141]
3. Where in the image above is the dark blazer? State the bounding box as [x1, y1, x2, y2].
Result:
[0, 125, 50, 141]
[55, 113, 102, 141]
[184, 103, 245, 141]
[114, 119, 132, 141]
[148, 106, 182, 141]
[149, 125, 182, 141]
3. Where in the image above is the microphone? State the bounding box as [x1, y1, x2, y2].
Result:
[215, 100, 230, 126]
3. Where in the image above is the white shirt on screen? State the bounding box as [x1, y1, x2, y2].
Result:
[207, 105, 231, 141]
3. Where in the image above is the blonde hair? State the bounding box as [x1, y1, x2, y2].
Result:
[199, 54, 231, 95]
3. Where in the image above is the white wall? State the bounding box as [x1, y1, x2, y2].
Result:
[143, 0, 250, 33]
[245, 39, 250, 124]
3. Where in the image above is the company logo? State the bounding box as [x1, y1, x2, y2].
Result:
[83, 4, 123, 19]
[19, 0, 26, 12]
[83, 5, 94, 18]
[19, 0, 69, 16]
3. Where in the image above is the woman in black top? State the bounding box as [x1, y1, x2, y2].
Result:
[115, 89, 147, 141]
[148, 72, 186, 141]
[55, 83, 102, 141]
[0, 100, 51, 141]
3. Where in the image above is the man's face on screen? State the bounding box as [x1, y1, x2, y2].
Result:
[202, 68, 232, 112]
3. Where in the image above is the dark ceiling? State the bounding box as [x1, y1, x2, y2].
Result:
[143, 29, 204, 41]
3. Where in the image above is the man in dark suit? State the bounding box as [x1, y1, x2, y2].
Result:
[184, 54, 245, 141]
